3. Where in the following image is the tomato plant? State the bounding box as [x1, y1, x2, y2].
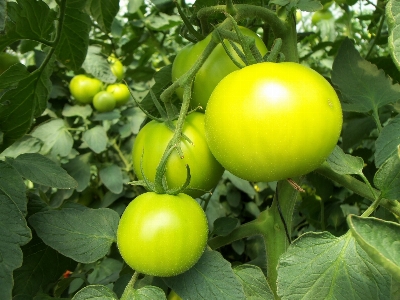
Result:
[106, 83, 130, 107]
[205, 62, 343, 182]
[93, 91, 116, 112]
[311, 9, 334, 24]
[171, 26, 268, 110]
[117, 192, 208, 277]
[132, 112, 224, 198]
[69, 74, 103, 104]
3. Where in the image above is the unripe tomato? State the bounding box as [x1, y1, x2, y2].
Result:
[106, 83, 130, 107]
[0, 52, 19, 75]
[108, 55, 124, 81]
[311, 9, 333, 25]
[93, 91, 116, 112]
[69, 75, 103, 104]
[172, 26, 268, 110]
[205, 62, 343, 182]
[117, 192, 208, 277]
[132, 112, 224, 198]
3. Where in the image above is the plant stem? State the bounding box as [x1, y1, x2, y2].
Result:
[120, 272, 140, 300]
[315, 162, 400, 217]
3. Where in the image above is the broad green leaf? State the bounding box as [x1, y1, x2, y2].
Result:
[387, 0, 400, 71]
[99, 165, 123, 194]
[13, 234, 76, 298]
[331, 39, 400, 115]
[55, 0, 91, 71]
[0, 60, 53, 151]
[212, 217, 239, 236]
[0, 0, 56, 51]
[29, 207, 119, 263]
[163, 249, 245, 300]
[72, 285, 118, 300]
[234, 264, 274, 300]
[277, 232, 391, 299]
[5, 153, 77, 189]
[62, 104, 93, 119]
[342, 114, 376, 150]
[82, 46, 117, 83]
[327, 145, 364, 175]
[0, 63, 30, 89]
[0, 135, 41, 159]
[82, 125, 108, 153]
[374, 151, 400, 201]
[348, 215, 400, 282]
[85, 258, 123, 285]
[375, 115, 400, 167]
[145, 12, 182, 31]
[123, 107, 146, 135]
[89, 0, 119, 33]
[92, 110, 121, 121]
[121, 285, 167, 300]
[63, 153, 92, 192]
[297, 0, 323, 12]
[0, 161, 31, 300]
[32, 119, 73, 157]
[0, 0, 5, 32]
[224, 171, 256, 198]
[128, 0, 144, 14]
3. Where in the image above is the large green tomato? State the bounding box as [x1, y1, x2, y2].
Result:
[69, 75, 103, 104]
[117, 192, 208, 277]
[106, 83, 130, 107]
[0, 52, 19, 75]
[204, 62, 343, 182]
[132, 112, 224, 198]
[93, 91, 116, 112]
[172, 27, 268, 110]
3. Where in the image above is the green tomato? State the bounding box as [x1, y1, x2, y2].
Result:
[93, 91, 116, 112]
[311, 9, 333, 24]
[132, 112, 224, 198]
[172, 26, 268, 110]
[204, 62, 343, 182]
[117, 192, 208, 277]
[69, 75, 103, 104]
[108, 55, 124, 81]
[0, 52, 20, 75]
[106, 83, 130, 107]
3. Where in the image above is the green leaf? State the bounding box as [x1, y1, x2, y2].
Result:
[128, 0, 144, 14]
[277, 232, 391, 299]
[297, 0, 323, 12]
[326, 145, 364, 175]
[82, 46, 117, 83]
[31, 119, 74, 157]
[0, 60, 54, 151]
[342, 114, 376, 150]
[82, 125, 108, 154]
[63, 153, 92, 192]
[163, 249, 245, 300]
[121, 285, 167, 300]
[0, 63, 30, 89]
[224, 171, 256, 198]
[99, 165, 123, 194]
[5, 153, 77, 189]
[0, 0, 56, 51]
[0, 161, 31, 300]
[375, 115, 400, 167]
[86, 258, 123, 285]
[145, 12, 182, 31]
[72, 285, 118, 300]
[212, 217, 239, 236]
[234, 264, 274, 300]
[348, 215, 400, 282]
[55, 0, 91, 70]
[0, 135, 41, 159]
[387, 0, 400, 71]
[62, 104, 93, 119]
[331, 39, 400, 114]
[0, 0, 5, 32]
[29, 207, 119, 263]
[89, 0, 119, 33]
[374, 151, 400, 201]
[13, 234, 76, 298]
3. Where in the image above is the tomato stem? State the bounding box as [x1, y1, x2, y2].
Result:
[120, 271, 140, 300]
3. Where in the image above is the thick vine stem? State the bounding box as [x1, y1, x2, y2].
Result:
[120, 272, 140, 300]
[315, 161, 400, 217]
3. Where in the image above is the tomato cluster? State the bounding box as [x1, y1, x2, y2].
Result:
[69, 56, 130, 112]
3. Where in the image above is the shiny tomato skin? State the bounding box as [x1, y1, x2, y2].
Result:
[132, 112, 224, 198]
[93, 91, 116, 112]
[116, 192, 208, 277]
[205, 62, 343, 182]
[108, 56, 124, 81]
[172, 26, 268, 110]
[106, 83, 130, 107]
[69, 75, 103, 104]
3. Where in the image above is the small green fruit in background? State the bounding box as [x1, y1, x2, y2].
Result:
[69, 75, 103, 104]
[108, 55, 124, 81]
[93, 91, 116, 112]
[106, 83, 130, 107]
